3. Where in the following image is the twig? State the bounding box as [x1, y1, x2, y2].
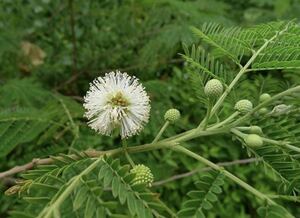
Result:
[153, 158, 259, 186]
[0, 141, 177, 180]
[0, 129, 222, 180]
[0, 151, 101, 180]
[0, 158, 49, 180]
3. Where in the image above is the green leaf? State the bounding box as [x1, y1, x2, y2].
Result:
[178, 171, 224, 217]
[23, 197, 50, 204]
[73, 187, 88, 211]
[257, 204, 294, 218]
[84, 197, 96, 218]
[98, 157, 162, 217]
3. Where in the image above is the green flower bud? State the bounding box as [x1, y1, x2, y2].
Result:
[130, 164, 154, 187]
[204, 79, 223, 99]
[249, 126, 263, 135]
[164, 109, 180, 123]
[259, 93, 271, 102]
[244, 134, 263, 147]
[270, 104, 292, 116]
[234, 99, 253, 114]
[258, 107, 268, 115]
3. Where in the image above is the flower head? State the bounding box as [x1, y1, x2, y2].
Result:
[84, 71, 150, 138]
[259, 93, 271, 102]
[234, 99, 253, 114]
[130, 164, 154, 187]
[204, 79, 223, 99]
[164, 108, 181, 123]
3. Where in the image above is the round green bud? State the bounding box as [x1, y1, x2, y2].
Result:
[204, 79, 223, 99]
[249, 126, 263, 135]
[234, 99, 253, 114]
[244, 134, 263, 148]
[164, 109, 180, 123]
[259, 93, 271, 102]
[130, 164, 154, 187]
[258, 107, 268, 115]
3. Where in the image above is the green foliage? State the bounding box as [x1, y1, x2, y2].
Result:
[0, 79, 51, 108]
[250, 110, 300, 194]
[191, 24, 249, 65]
[0, 79, 83, 158]
[98, 157, 165, 218]
[255, 145, 300, 194]
[8, 155, 166, 218]
[10, 153, 94, 217]
[178, 171, 225, 218]
[251, 24, 300, 71]
[0, 0, 231, 84]
[0, 107, 60, 157]
[257, 204, 294, 218]
[190, 21, 300, 73]
[0, 1, 300, 218]
[182, 44, 231, 83]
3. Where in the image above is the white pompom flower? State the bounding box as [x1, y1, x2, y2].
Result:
[83, 71, 151, 139]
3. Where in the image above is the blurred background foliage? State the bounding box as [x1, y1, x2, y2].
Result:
[0, 0, 300, 217]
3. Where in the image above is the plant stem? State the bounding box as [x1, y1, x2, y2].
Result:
[171, 145, 275, 204]
[160, 128, 195, 142]
[268, 194, 300, 203]
[208, 111, 239, 130]
[122, 140, 135, 167]
[235, 126, 251, 131]
[0, 129, 229, 180]
[230, 128, 247, 138]
[284, 144, 300, 153]
[169, 128, 227, 144]
[202, 101, 212, 130]
[262, 138, 300, 153]
[152, 121, 169, 143]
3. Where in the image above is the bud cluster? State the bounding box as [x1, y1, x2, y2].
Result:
[204, 79, 223, 99]
[164, 109, 181, 123]
[130, 164, 154, 187]
[235, 99, 253, 114]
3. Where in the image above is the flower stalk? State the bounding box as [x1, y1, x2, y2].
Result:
[122, 140, 135, 167]
[152, 121, 169, 143]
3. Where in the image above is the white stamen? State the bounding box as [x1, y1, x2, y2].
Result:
[83, 71, 150, 138]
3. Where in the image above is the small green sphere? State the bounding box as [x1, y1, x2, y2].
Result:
[244, 134, 263, 147]
[249, 126, 263, 135]
[259, 93, 271, 102]
[204, 79, 223, 99]
[234, 99, 253, 114]
[258, 107, 268, 115]
[164, 109, 180, 123]
[130, 164, 154, 187]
